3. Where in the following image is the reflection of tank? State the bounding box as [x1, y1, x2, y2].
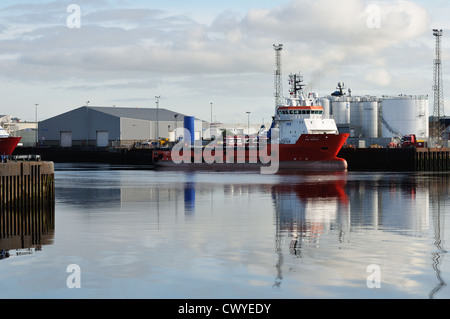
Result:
[381, 96, 429, 139]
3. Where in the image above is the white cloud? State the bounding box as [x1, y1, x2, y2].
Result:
[0, 0, 440, 122]
[364, 68, 392, 86]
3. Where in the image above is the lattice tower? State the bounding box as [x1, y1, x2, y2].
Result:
[432, 29, 445, 145]
[273, 44, 283, 107]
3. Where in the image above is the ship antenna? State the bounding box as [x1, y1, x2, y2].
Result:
[289, 72, 305, 97]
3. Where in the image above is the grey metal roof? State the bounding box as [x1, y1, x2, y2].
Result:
[87, 106, 202, 122]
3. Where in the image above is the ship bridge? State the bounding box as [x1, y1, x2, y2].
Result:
[276, 106, 339, 144]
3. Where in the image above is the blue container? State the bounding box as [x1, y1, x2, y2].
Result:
[184, 116, 195, 145]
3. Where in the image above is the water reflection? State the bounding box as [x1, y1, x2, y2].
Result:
[271, 172, 449, 298]
[429, 174, 448, 298]
[271, 173, 350, 288]
[53, 164, 450, 298]
[0, 205, 55, 259]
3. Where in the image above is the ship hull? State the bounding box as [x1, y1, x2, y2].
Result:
[153, 159, 347, 171]
[0, 137, 21, 155]
[153, 133, 349, 172]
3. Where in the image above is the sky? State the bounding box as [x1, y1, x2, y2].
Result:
[0, 0, 449, 125]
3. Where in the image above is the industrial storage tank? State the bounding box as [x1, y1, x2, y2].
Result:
[184, 116, 195, 145]
[331, 97, 350, 124]
[361, 99, 378, 138]
[349, 97, 362, 126]
[380, 95, 429, 139]
[319, 97, 330, 119]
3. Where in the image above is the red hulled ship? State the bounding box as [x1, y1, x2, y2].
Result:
[153, 72, 349, 172]
[0, 126, 21, 156]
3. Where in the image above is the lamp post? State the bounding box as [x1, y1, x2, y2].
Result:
[35, 104, 39, 145]
[174, 113, 178, 141]
[210, 102, 213, 124]
[155, 95, 161, 143]
[246, 111, 251, 136]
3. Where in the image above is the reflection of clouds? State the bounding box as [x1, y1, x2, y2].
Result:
[52, 167, 450, 298]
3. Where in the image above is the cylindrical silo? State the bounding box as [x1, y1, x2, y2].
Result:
[381, 96, 429, 139]
[362, 100, 378, 138]
[331, 97, 350, 124]
[319, 97, 330, 119]
[184, 116, 195, 145]
[350, 97, 362, 126]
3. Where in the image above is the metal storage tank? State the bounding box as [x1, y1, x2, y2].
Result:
[331, 97, 350, 124]
[184, 116, 195, 145]
[319, 97, 330, 119]
[381, 96, 429, 139]
[349, 97, 362, 126]
[362, 100, 378, 138]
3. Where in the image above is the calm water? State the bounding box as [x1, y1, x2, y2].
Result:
[1, 163, 450, 299]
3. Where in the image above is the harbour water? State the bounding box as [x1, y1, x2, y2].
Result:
[1, 163, 450, 299]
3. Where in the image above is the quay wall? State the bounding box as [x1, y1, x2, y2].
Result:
[11, 146, 450, 172]
[13, 147, 154, 165]
[338, 147, 450, 171]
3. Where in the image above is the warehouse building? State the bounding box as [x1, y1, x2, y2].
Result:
[38, 106, 206, 147]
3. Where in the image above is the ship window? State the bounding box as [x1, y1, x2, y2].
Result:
[294, 110, 299, 114]
[321, 147, 328, 150]
[290, 110, 294, 114]
[306, 110, 310, 114]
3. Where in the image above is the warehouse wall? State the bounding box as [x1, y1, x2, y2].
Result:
[39, 107, 119, 147]
[120, 118, 156, 141]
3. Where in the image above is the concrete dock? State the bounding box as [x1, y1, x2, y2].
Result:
[338, 147, 450, 171]
[11, 146, 450, 172]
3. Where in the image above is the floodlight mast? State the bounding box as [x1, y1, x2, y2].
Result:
[273, 44, 283, 108]
[432, 29, 445, 146]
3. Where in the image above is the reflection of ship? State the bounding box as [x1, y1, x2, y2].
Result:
[273, 174, 349, 243]
[153, 73, 349, 171]
[0, 126, 21, 156]
[272, 174, 349, 287]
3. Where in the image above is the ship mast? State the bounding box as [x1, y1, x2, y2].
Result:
[288, 73, 305, 98]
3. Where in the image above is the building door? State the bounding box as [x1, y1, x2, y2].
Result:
[60, 131, 72, 147]
[96, 131, 109, 147]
